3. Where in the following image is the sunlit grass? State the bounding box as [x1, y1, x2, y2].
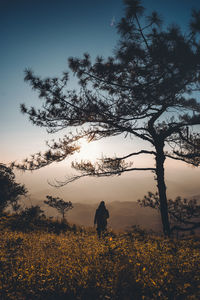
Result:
[0, 218, 200, 299]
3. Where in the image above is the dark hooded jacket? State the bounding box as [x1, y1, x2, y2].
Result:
[94, 201, 109, 229]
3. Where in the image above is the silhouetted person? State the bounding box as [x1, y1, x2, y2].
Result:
[94, 201, 109, 238]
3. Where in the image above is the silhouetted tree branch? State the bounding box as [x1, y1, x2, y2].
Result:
[49, 159, 156, 187]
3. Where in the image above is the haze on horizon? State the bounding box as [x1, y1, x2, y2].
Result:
[1, 0, 200, 206]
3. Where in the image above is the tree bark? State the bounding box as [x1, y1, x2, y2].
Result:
[155, 143, 171, 237]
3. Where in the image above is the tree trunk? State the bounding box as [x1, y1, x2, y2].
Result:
[155, 144, 171, 237]
[62, 211, 65, 222]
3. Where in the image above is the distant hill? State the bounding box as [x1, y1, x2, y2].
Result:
[64, 201, 162, 232]
[24, 196, 200, 233]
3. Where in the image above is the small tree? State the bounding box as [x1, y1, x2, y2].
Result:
[14, 0, 200, 236]
[138, 192, 200, 235]
[0, 163, 27, 214]
[44, 195, 73, 222]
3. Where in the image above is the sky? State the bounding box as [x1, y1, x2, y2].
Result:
[1, 0, 200, 204]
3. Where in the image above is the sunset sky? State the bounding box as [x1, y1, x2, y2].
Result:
[1, 0, 200, 204]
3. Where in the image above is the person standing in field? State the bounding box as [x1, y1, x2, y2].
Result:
[94, 201, 109, 238]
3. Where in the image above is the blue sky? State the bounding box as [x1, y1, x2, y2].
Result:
[1, 0, 200, 202]
[1, 0, 122, 159]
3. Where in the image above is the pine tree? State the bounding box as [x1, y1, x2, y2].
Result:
[44, 195, 73, 222]
[14, 0, 200, 236]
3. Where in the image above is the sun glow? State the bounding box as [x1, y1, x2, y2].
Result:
[76, 139, 102, 162]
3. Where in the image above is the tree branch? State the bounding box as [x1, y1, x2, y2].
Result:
[49, 166, 156, 187]
[134, 13, 150, 52]
[165, 153, 198, 165]
[107, 150, 156, 161]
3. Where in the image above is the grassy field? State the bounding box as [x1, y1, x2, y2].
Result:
[0, 216, 200, 299]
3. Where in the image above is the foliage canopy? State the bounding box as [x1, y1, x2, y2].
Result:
[0, 163, 27, 213]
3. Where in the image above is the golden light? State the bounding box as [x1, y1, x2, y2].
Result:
[77, 139, 101, 162]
